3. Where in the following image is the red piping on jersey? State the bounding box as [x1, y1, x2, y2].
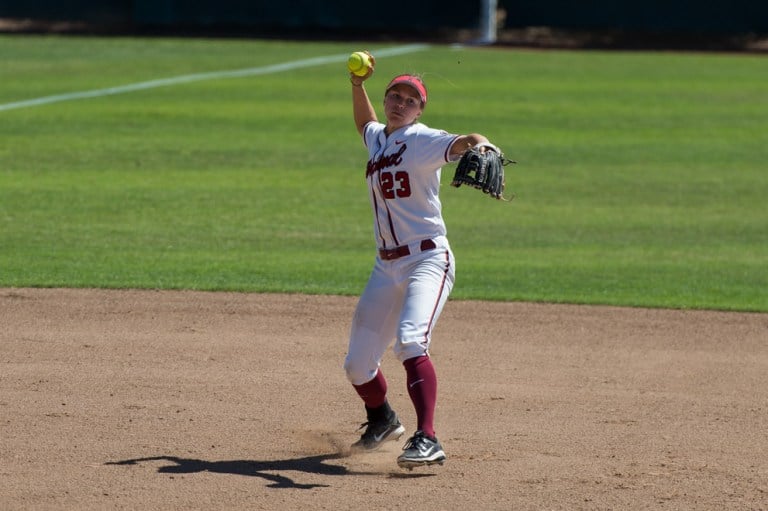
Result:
[383, 200, 399, 247]
[423, 249, 451, 343]
[368, 173, 400, 248]
[369, 176, 387, 248]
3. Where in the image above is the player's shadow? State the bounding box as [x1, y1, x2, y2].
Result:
[106, 453, 418, 489]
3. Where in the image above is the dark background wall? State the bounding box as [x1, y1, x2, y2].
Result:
[1, 1, 766, 40]
[0, 0, 474, 31]
[501, 0, 766, 34]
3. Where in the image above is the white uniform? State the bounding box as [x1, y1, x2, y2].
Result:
[343, 120, 458, 386]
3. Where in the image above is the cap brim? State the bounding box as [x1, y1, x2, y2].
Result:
[386, 75, 427, 104]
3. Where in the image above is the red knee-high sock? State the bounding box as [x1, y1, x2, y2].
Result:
[353, 369, 388, 409]
[403, 355, 437, 439]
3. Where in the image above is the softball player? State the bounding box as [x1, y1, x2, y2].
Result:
[344, 56, 497, 469]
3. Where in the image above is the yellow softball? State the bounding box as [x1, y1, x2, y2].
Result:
[347, 52, 371, 77]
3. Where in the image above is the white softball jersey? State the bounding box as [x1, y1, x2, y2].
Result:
[363, 121, 460, 250]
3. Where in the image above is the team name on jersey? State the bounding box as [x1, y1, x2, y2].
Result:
[366, 143, 407, 177]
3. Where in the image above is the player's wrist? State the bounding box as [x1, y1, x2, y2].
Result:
[473, 142, 499, 154]
[350, 74, 365, 87]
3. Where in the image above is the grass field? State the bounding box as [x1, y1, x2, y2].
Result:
[1, 35, 766, 311]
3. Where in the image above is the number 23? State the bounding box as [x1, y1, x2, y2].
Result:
[380, 171, 412, 199]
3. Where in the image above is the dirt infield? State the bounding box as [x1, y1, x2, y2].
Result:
[2, 288, 766, 510]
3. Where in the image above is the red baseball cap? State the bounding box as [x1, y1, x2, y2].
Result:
[385, 75, 428, 105]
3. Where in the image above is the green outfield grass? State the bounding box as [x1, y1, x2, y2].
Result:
[1, 35, 766, 311]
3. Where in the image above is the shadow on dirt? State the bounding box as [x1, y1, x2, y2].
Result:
[106, 453, 432, 488]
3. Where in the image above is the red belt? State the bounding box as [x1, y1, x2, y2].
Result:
[378, 239, 437, 261]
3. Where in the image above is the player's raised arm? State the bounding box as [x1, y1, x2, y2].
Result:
[349, 51, 377, 136]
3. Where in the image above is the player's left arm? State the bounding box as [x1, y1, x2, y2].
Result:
[448, 133, 491, 160]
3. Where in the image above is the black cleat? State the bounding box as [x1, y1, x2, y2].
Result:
[351, 413, 406, 452]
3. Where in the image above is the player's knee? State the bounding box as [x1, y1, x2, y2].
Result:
[343, 358, 373, 386]
[393, 338, 429, 363]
